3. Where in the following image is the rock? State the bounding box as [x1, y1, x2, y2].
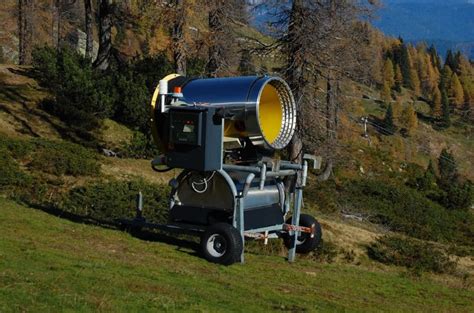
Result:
[65, 29, 99, 61]
[102, 148, 117, 157]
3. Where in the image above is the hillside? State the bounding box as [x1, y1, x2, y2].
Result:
[1, 197, 473, 312]
[1, 2, 474, 310]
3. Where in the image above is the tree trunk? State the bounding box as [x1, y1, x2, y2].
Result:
[18, 0, 33, 65]
[84, 0, 94, 59]
[320, 72, 337, 181]
[94, 0, 112, 70]
[51, 0, 60, 49]
[207, 3, 223, 77]
[285, 0, 305, 164]
[172, 0, 186, 75]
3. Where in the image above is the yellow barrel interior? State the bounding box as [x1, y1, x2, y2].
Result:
[223, 83, 283, 145]
[258, 84, 283, 145]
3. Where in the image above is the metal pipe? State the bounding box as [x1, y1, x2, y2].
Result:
[223, 164, 261, 173]
[265, 170, 297, 177]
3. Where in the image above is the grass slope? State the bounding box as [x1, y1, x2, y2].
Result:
[1, 198, 473, 312]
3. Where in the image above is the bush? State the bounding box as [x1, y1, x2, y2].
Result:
[65, 179, 170, 223]
[342, 179, 473, 246]
[28, 139, 101, 177]
[119, 131, 158, 159]
[33, 47, 116, 131]
[368, 235, 457, 274]
[0, 148, 32, 190]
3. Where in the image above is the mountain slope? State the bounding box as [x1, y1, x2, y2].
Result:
[1, 198, 473, 312]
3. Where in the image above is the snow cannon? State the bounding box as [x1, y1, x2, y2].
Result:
[118, 75, 322, 266]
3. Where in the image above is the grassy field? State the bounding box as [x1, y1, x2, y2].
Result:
[0, 198, 473, 312]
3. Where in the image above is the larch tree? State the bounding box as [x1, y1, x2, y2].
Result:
[394, 64, 403, 92]
[170, 0, 187, 75]
[441, 88, 451, 127]
[450, 73, 464, 108]
[18, 0, 33, 65]
[206, 0, 244, 77]
[383, 58, 395, 89]
[431, 85, 442, 117]
[392, 97, 403, 122]
[401, 104, 418, 136]
[274, 0, 378, 175]
[381, 80, 392, 102]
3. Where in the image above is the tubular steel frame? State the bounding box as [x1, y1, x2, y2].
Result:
[118, 158, 315, 263]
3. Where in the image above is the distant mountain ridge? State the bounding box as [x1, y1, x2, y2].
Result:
[373, 0, 474, 59]
[248, 0, 474, 60]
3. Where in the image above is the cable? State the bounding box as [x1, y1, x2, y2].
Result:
[191, 171, 216, 194]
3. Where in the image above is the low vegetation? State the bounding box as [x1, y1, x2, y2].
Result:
[368, 235, 458, 274]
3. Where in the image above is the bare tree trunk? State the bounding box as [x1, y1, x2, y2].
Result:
[94, 0, 112, 70]
[51, 0, 60, 49]
[18, 0, 33, 65]
[285, 0, 305, 164]
[207, 2, 224, 77]
[320, 72, 337, 181]
[172, 0, 186, 75]
[84, 0, 94, 59]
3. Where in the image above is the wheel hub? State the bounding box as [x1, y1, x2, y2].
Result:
[207, 234, 227, 257]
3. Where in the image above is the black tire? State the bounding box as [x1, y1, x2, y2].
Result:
[201, 223, 243, 265]
[283, 214, 322, 254]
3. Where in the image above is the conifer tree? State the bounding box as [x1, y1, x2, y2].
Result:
[450, 73, 464, 108]
[394, 64, 403, 92]
[441, 88, 451, 127]
[383, 104, 396, 135]
[381, 80, 392, 102]
[409, 68, 421, 96]
[401, 104, 418, 136]
[428, 45, 441, 71]
[445, 50, 456, 72]
[418, 159, 437, 191]
[439, 65, 453, 91]
[397, 43, 411, 88]
[438, 148, 458, 185]
[431, 85, 442, 117]
[383, 58, 395, 88]
[392, 97, 402, 122]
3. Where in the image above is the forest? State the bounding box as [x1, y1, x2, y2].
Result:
[0, 0, 473, 311]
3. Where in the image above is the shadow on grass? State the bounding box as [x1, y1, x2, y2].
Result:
[26, 201, 201, 258]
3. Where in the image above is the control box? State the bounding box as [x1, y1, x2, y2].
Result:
[166, 106, 223, 171]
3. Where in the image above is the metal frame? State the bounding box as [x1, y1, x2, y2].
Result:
[118, 157, 318, 264]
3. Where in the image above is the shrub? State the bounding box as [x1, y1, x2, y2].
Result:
[311, 240, 338, 263]
[0, 137, 34, 159]
[0, 148, 32, 189]
[341, 179, 473, 247]
[33, 47, 116, 130]
[28, 139, 100, 177]
[119, 131, 158, 159]
[368, 235, 457, 274]
[65, 179, 170, 223]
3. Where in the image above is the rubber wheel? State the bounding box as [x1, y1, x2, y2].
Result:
[283, 214, 322, 254]
[201, 223, 243, 265]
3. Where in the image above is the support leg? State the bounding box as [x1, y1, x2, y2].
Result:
[288, 188, 303, 262]
[233, 197, 245, 264]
